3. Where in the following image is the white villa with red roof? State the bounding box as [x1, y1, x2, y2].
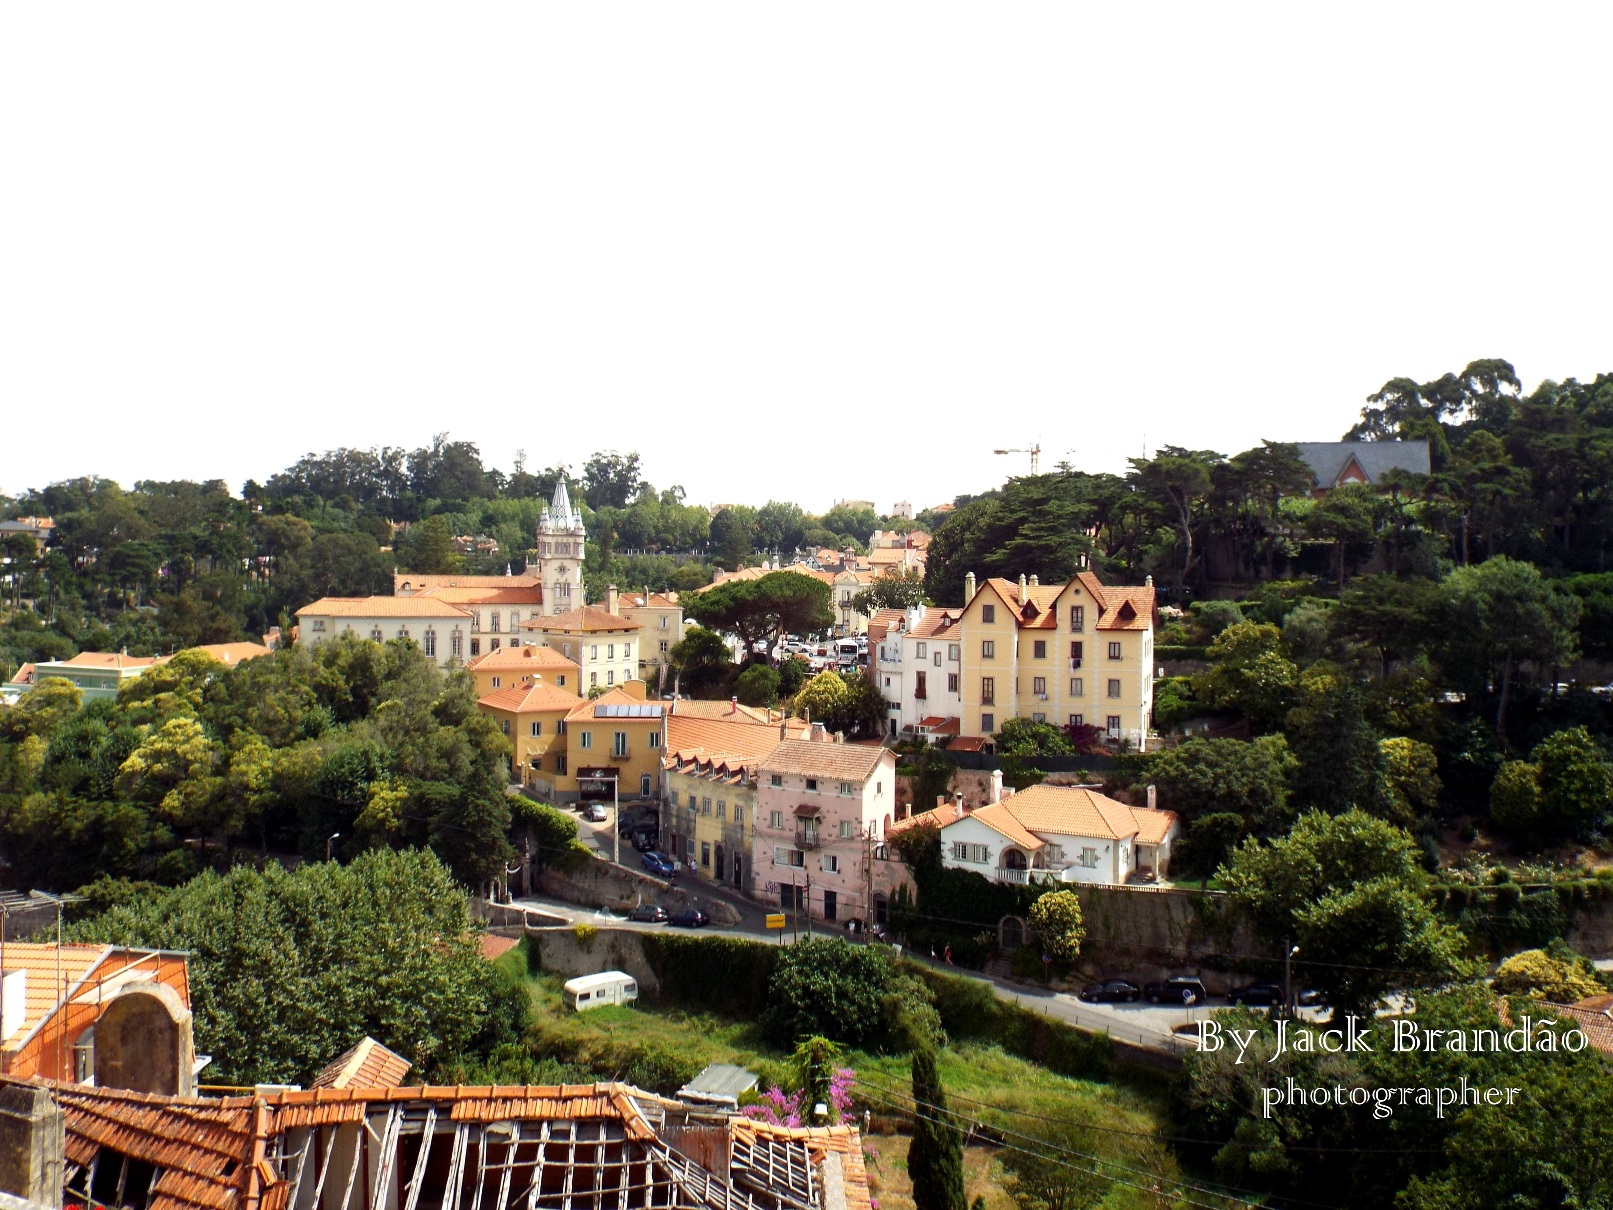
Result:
[927, 783, 1179, 887]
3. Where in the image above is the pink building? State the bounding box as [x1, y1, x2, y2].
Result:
[754, 736, 898, 927]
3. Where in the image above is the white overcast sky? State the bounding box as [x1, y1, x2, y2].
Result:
[3, 5, 1610, 514]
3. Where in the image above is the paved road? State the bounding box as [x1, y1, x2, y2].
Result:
[502, 887, 1237, 1056]
[517, 803, 1327, 1057]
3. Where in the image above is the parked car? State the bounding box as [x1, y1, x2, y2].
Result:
[626, 904, 668, 923]
[668, 908, 710, 928]
[640, 851, 677, 878]
[581, 803, 608, 823]
[1078, 979, 1141, 1004]
[1227, 981, 1283, 1007]
[1143, 977, 1207, 1005]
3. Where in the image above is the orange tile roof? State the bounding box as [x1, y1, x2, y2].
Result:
[295, 596, 471, 619]
[181, 642, 273, 666]
[887, 802, 960, 835]
[310, 1036, 412, 1090]
[59, 651, 162, 670]
[617, 591, 680, 609]
[908, 609, 960, 640]
[8, 662, 36, 685]
[666, 698, 781, 724]
[759, 739, 892, 781]
[2, 945, 191, 1080]
[665, 715, 810, 763]
[394, 572, 540, 592]
[417, 585, 546, 605]
[1132, 807, 1178, 845]
[523, 605, 640, 633]
[946, 736, 989, 753]
[980, 784, 1180, 844]
[49, 1076, 872, 1210]
[564, 686, 666, 723]
[466, 645, 579, 673]
[478, 681, 581, 713]
[961, 802, 1046, 850]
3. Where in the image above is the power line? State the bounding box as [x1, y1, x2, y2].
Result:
[858, 1077, 1258, 1210]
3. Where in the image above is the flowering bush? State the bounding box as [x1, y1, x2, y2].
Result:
[742, 1066, 857, 1127]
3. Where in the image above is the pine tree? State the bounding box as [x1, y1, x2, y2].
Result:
[907, 1045, 966, 1210]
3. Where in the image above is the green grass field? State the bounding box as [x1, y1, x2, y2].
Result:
[492, 943, 1222, 1209]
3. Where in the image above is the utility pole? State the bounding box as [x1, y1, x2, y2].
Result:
[804, 873, 812, 940]
[863, 824, 876, 938]
[1284, 942, 1300, 1019]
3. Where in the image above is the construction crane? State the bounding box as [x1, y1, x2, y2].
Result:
[993, 444, 1042, 475]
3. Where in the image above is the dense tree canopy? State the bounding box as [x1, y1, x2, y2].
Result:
[66, 849, 525, 1085]
[1, 635, 514, 889]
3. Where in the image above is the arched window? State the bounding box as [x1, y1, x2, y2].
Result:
[450, 630, 463, 659]
[370, 627, 383, 641]
[424, 629, 437, 658]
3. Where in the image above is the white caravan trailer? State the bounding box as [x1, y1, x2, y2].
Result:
[563, 971, 639, 1012]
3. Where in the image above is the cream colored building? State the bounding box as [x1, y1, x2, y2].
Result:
[520, 605, 642, 695]
[607, 588, 683, 682]
[294, 596, 473, 665]
[955, 570, 1155, 747]
[464, 644, 581, 697]
[660, 713, 811, 893]
[478, 679, 582, 790]
[415, 585, 545, 660]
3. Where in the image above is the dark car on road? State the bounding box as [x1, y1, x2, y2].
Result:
[1143, 977, 1207, 1005]
[640, 851, 677, 878]
[626, 904, 668, 923]
[668, 908, 710, 928]
[1228, 981, 1283, 1006]
[1078, 979, 1141, 1004]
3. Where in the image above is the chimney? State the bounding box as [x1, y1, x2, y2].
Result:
[833, 730, 844, 744]
[936, 794, 948, 812]
[953, 791, 965, 820]
[1146, 783, 1157, 810]
[964, 572, 977, 600]
[990, 768, 1004, 804]
[0, 1081, 64, 1208]
[1145, 574, 1153, 587]
[1018, 573, 1028, 597]
[804, 707, 812, 727]
[606, 585, 619, 614]
[780, 722, 787, 739]
[812, 722, 828, 742]
[730, 696, 738, 715]
[1030, 574, 1039, 587]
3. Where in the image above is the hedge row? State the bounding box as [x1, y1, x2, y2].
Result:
[906, 963, 1112, 1081]
[637, 932, 778, 1018]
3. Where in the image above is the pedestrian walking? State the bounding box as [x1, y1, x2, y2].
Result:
[943, 944, 953, 966]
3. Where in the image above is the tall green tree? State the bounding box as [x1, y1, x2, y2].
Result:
[685, 572, 833, 655]
[907, 1044, 967, 1210]
[1220, 809, 1473, 1015]
[1439, 556, 1580, 739]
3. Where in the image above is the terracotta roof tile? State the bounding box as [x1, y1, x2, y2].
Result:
[416, 585, 546, 605]
[394, 573, 540, 592]
[295, 597, 471, 619]
[959, 802, 1046, 850]
[665, 698, 781, 724]
[665, 715, 809, 763]
[564, 686, 666, 723]
[522, 606, 640, 633]
[479, 681, 585, 713]
[466, 645, 579, 673]
[310, 1037, 412, 1090]
[759, 739, 893, 782]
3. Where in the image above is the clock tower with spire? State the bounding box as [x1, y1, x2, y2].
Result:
[536, 478, 585, 614]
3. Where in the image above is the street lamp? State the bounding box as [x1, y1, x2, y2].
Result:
[327, 832, 341, 862]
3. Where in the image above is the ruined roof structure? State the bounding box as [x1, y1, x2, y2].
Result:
[25, 1076, 870, 1210]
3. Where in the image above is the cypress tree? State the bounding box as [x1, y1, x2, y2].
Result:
[907, 1044, 966, 1210]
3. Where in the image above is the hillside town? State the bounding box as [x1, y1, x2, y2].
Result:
[5, 378, 1613, 1207]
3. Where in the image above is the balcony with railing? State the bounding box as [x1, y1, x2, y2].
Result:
[795, 824, 822, 850]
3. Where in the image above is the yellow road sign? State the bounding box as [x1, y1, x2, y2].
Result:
[765, 913, 787, 930]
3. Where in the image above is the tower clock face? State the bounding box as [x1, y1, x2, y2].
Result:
[557, 565, 568, 575]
